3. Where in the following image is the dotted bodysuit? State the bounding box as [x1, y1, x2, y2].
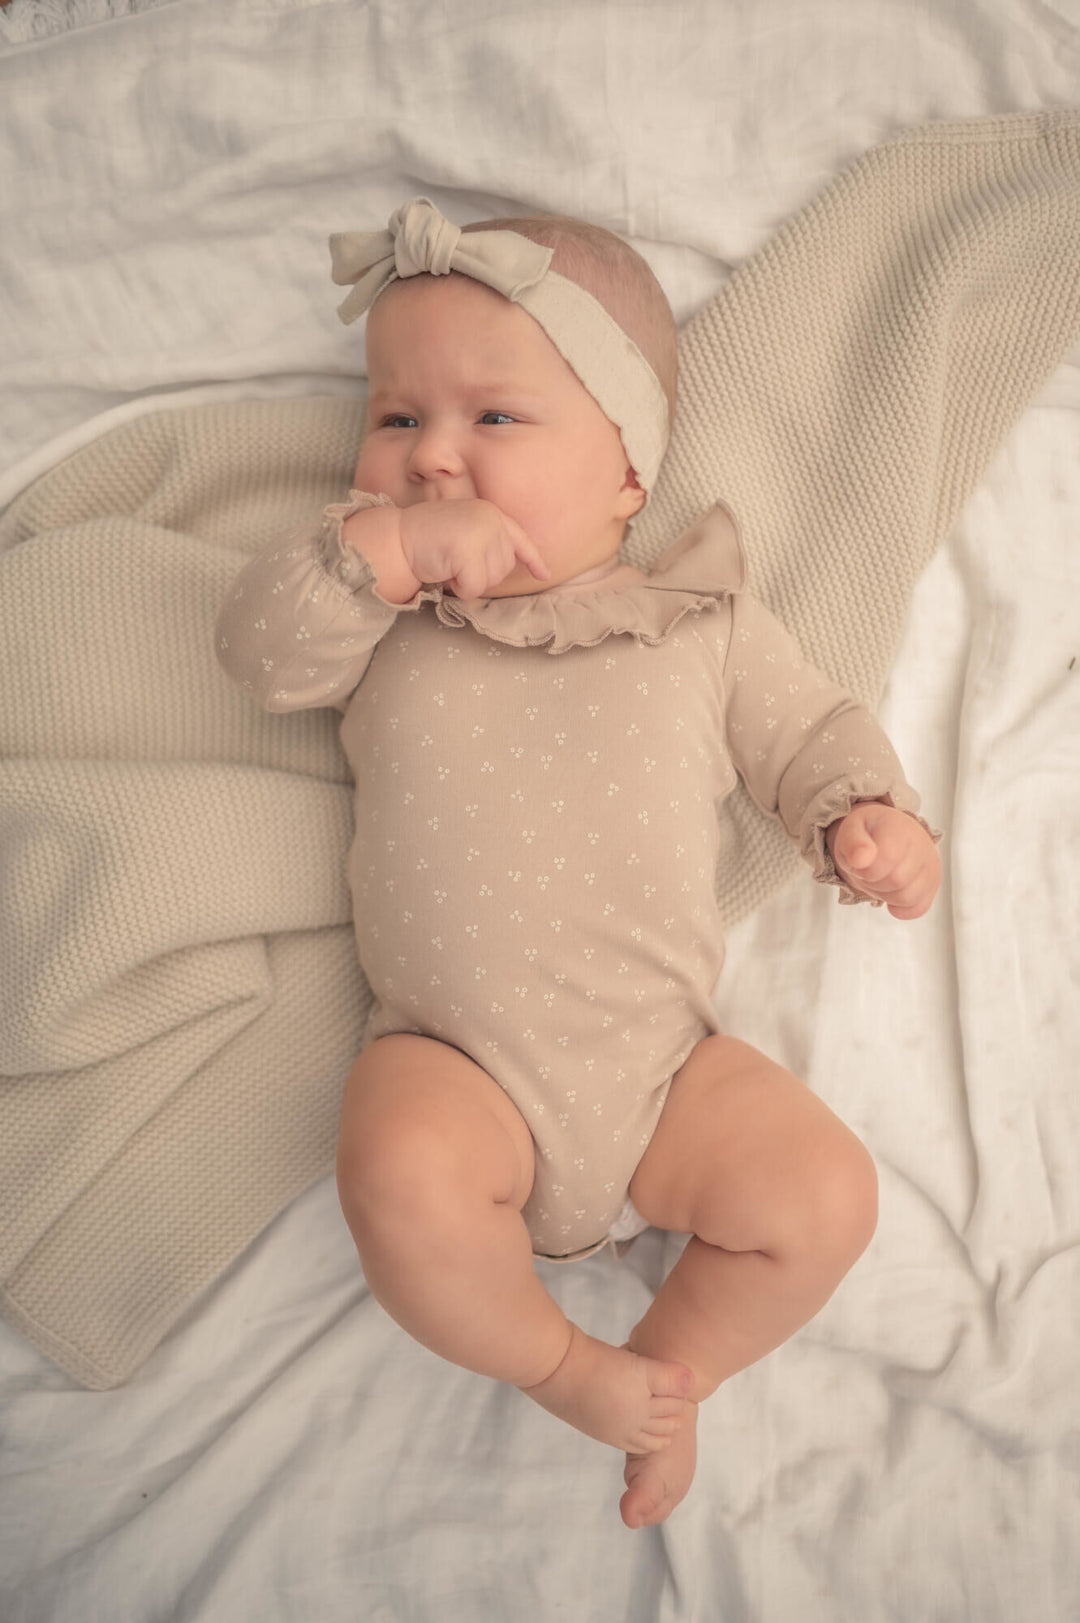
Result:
[216, 496, 930, 1259]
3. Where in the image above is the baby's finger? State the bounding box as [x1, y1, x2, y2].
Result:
[502, 516, 550, 581]
[448, 557, 492, 600]
[882, 857, 942, 914]
[886, 887, 935, 920]
[451, 539, 519, 599]
[859, 853, 922, 898]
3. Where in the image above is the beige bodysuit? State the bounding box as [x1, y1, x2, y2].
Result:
[216, 494, 930, 1260]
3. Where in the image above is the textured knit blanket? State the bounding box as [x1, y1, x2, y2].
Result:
[2, 110, 1078, 1388]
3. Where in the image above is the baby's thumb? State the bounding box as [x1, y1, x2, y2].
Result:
[842, 831, 876, 871]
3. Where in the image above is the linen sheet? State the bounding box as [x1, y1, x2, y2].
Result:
[2, 2, 1078, 1619]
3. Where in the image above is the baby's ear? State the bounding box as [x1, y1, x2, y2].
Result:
[618, 467, 647, 517]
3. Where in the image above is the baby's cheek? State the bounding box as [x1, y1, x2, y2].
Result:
[353, 445, 381, 487]
[353, 437, 401, 494]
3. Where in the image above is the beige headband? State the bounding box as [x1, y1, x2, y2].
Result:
[329, 197, 669, 492]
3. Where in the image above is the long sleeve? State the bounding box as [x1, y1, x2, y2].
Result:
[215, 491, 404, 713]
[722, 589, 939, 903]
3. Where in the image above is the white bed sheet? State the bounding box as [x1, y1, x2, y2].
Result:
[2, 2, 1079, 1620]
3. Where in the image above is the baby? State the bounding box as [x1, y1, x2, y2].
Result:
[215, 198, 941, 1529]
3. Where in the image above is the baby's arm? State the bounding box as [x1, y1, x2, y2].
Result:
[721, 590, 941, 907]
[216, 490, 551, 711]
[214, 493, 403, 711]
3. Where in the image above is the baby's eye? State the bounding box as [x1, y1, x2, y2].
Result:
[478, 412, 515, 426]
[379, 414, 418, 429]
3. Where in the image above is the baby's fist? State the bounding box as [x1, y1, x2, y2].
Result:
[826, 801, 941, 919]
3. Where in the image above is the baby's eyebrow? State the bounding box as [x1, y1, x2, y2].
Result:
[367, 381, 545, 404]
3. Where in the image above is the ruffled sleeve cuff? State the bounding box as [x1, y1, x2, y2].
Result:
[317, 489, 392, 590]
[318, 488, 451, 616]
[804, 787, 943, 906]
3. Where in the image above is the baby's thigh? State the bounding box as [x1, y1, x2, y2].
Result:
[336, 1033, 536, 1223]
[629, 1035, 878, 1258]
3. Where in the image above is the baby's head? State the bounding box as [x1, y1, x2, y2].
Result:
[460, 211, 678, 433]
[330, 199, 677, 593]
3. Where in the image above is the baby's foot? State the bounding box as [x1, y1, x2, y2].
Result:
[520, 1325, 692, 1455]
[620, 1400, 699, 1528]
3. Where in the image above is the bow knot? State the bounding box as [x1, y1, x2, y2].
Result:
[391, 198, 459, 279]
[329, 196, 553, 325]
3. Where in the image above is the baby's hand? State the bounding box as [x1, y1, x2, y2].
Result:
[399, 499, 550, 600]
[826, 801, 942, 919]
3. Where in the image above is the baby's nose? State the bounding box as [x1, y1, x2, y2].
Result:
[407, 425, 466, 481]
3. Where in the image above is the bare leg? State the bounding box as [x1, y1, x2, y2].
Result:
[336, 1034, 691, 1454]
[620, 1035, 879, 1528]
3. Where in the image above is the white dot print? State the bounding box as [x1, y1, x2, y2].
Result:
[302, 532, 917, 1255]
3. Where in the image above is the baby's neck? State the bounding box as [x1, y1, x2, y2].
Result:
[548, 558, 647, 594]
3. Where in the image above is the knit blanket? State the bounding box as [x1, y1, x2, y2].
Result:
[2, 110, 1078, 1388]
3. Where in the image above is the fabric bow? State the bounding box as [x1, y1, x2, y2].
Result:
[329, 197, 554, 324]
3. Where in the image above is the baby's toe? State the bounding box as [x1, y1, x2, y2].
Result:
[644, 1357, 693, 1399]
[644, 1415, 680, 1437]
[631, 1428, 673, 1455]
[621, 1458, 670, 1527]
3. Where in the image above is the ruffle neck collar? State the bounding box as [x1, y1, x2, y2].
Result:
[403, 501, 747, 655]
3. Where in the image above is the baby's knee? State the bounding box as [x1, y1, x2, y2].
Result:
[337, 1106, 457, 1238]
[336, 1036, 535, 1260]
[807, 1128, 879, 1270]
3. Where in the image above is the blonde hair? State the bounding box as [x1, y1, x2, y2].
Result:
[461, 214, 678, 422]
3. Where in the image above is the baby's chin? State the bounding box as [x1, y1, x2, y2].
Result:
[472, 573, 552, 600]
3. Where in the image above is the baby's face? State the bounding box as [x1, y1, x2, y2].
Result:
[352, 273, 645, 594]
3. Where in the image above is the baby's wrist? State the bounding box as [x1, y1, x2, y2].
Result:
[341, 504, 421, 604]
